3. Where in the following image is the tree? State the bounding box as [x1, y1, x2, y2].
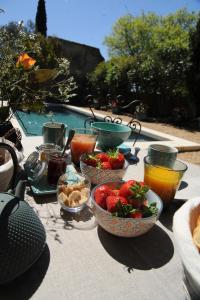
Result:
[35, 0, 47, 37]
[104, 9, 197, 58]
[188, 15, 200, 115]
[104, 13, 160, 57]
[100, 9, 198, 118]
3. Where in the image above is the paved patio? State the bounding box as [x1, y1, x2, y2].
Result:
[139, 120, 200, 165]
[91, 108, 200, 165]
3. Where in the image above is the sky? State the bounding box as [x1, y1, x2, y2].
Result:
[0, 0, 200, 59]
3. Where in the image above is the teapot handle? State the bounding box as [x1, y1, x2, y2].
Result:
[0, 142, 19, 190]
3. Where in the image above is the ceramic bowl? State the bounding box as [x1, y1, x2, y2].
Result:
[80, 154, 129, 185]
[91, 122, 131, 149]
[90, 181, 163, 237]
[57, 171, 91, 213]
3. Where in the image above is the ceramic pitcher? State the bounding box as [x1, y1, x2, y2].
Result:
[42, 122, 67, 148]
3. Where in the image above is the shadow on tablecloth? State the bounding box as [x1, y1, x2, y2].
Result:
[156, 180, 188, 232]
[0, 244, 50, 300]
[159, 200, 186, 232]
[98, 224, 174, 272]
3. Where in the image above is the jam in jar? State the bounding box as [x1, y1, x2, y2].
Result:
[47, 153, 67, 185]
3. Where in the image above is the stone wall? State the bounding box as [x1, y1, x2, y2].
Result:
[50, 37, 104, 76]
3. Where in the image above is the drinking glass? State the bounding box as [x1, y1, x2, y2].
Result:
[43, 122, 66, 148]
[148, 144, 178, 168]
[57, 171, 91, 213]
[144, 155, 188, 207]
[70, 128, 98, 167]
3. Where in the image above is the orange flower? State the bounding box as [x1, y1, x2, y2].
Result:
[16, 53, 36, 70]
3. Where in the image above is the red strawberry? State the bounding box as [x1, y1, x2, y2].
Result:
[94, 184, 112, 209]
[110, 189, 120, 196]
[108, 149, 125, 169]
[119, 180, 149, 209]
[96, 152, 109, 162]
[138, 181, 146, 187]
[106, 196, 128, 213]
[83, 154, 98, 167]
[129, 211, 143, 218]
[119, 180, 136, 198]
[101, 161, 112, 169]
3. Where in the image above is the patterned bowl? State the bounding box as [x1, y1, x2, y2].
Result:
[80, 155, 129, 185]
[90, 181, 163, 237]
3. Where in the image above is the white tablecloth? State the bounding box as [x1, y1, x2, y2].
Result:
[1, 149, 199, 300]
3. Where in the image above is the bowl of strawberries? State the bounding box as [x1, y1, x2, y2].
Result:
[90, 180, 163, 237]
[80, 149, 128, 185]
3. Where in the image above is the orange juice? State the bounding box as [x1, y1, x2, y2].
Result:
[144, 165, 182, 205]
[71, 133, 96, 165]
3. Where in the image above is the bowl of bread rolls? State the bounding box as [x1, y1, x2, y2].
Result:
[173, 197, 200, 299]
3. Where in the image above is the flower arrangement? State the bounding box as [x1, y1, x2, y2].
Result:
[0, 22, 77, 117]
[16, 53, 36, 70]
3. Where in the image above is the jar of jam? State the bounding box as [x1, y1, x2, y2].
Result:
[47, 153, 67, 186]
[37, 143, 62, 162]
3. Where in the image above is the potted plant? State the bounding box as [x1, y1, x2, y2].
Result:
[0, 22, 77, 192]
[0, 22, 77, 118]
[135, 102, 147, 120]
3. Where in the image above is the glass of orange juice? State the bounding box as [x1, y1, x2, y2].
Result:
[70, 128, 98, 167]
[144, 156, 187, 207]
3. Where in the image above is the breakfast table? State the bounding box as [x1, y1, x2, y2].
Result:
[0, 148, 199, 300]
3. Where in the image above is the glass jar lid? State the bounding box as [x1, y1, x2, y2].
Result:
[24, 151, 47, 182]
[37, 143, 61, 152]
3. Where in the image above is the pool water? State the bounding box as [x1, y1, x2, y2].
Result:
[15, 109, 155, 142]
[16, 109, 90, 136]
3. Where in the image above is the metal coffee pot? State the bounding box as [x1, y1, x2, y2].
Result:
[0, 142, 46, 284]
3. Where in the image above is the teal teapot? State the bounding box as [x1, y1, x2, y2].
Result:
[0, 141, 46, 284]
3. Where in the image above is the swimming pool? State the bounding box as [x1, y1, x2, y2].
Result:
[15, 109, 156, 142]
[15, 109, 91, 136]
